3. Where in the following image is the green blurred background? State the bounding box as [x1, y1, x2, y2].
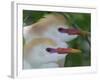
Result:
[23, 10, 91, 67]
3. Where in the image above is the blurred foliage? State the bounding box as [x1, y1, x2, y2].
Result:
[23, 10, 91, 67]
[23, 10, 52, 26]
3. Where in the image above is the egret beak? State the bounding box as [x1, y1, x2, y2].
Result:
[58, 28, 90, 36]
[46, 48, 81, 54]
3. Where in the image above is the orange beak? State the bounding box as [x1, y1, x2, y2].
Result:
[58, 28, 90, 36]
[46, 48, 81, 54]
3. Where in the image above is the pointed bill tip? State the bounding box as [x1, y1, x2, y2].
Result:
[57, 48, 81, 54]
[80, 31, 90, 37]
[69, 48, 82, 54]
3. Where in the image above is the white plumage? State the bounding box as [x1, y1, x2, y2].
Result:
[23, 13, 78, 69]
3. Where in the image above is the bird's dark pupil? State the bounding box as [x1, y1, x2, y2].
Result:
[46, 48, 56, 53]
[58, 28, 64, 32]
[46, 48, 52, 52]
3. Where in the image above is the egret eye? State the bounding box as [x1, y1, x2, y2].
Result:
[46, 48, 52, 52]
[58, 28, 64, 32]
[46, 48, 56, 53]
[58, 28, 67, 33]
